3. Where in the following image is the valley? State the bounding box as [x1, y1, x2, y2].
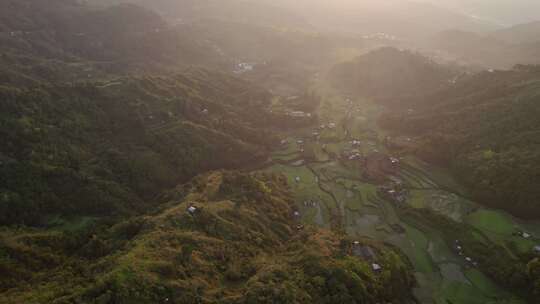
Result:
[258, 79, 540, 303]
[2, 1, 540, 303]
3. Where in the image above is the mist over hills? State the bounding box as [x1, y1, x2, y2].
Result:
[419, 0, 540, 25]
[2, 0, 540, 303]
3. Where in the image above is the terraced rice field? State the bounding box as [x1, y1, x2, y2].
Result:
[258, 82, 537, 304]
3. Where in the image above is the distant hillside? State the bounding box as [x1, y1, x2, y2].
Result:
[0, 0, 226, 85]
[265, 0, 497, 39]
[329, 47, 455, 102]
[427, 29, 540, 69]
[0, 0, 366, 91]
[95, 0, 311, 29]
[0, 69, 287, 226]
[0, 170, 416, 303]
[491, 21, 540, 44]
[380, 65, 540, 218]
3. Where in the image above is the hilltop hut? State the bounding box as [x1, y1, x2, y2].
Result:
[372, 263, 382, 272]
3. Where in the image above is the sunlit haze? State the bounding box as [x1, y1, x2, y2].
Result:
[2, 1, 540, 303]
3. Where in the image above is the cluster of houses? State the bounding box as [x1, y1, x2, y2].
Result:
[513, 230, 533, 239]
[378, 178, 408, 204]
[302, 200, 319, 208]
[512, 231, 540, 253]
[350, 139, 362, 147]
[288, 111, 312, 118]
[319, 122, 336, 130]
[351, 241, 383, 272]
[343, 149, 364, 161]
[233, 62, 255, 74]
[454, 240, 478, 267]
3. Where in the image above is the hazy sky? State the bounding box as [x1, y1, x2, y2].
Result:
[266, 0, 540, 26]
[419, 0, 540, 25]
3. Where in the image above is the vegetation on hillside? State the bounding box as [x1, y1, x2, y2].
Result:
[0, 69, 282, 226]
[0, 171, 416, 303]
[380, 64, 540, 219]
[329, 47, 456, 102]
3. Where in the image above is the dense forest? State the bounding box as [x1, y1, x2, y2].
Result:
[380, 64, 540, 219]
[329, 47, 457, 102]
[0, 1, 421, 303]
[0, 171, 416, 303]
[331, 48, 540, 219]
[3, 0, 540, 303]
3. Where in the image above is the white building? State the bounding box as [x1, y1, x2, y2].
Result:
[187, 206, 197, 215]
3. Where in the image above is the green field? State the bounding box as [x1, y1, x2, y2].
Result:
[260, 78, 535, 303]
[466, 209, 516, 235]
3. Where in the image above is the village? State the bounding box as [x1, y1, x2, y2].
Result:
[258, 83, 540, 303]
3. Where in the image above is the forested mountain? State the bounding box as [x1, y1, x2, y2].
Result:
[426, 27, 540, 69]
[0, 69, 285, 226]
[329, 47, 456, 102]
[0, 171, 415, 303]
[380, 65, 540, 219]
[491, 21, 540, 45]
[330, 46, 540, 219]
[94, 0, 311, 30]
[0, 0, 225, 85]
[0, 2, 419, 303]
[3, 0, 540, 303]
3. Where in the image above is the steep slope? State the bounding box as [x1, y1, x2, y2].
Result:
[266, 0, 497, 38]
[0, 0, 223, 85]
[0, 69, 284, 226]
[95, 0, 310, 30]
[0, 171, 416, 303]
[427, 29, 540, 69]
[380, 65, 540, 218]
[491, 21, 540, 45]
[329, 47, 456, 102]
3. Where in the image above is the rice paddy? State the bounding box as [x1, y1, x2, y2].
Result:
[258, 84, 538, 303]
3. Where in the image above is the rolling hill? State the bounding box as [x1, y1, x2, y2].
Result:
[329, 47, 456, 102]
[491, 21, 540, 45]
[0, 170, 416, 303]
[380, 65, 540, 219]
[0, 68, 286, 226]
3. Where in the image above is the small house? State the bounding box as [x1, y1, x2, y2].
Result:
[352, 245, 376, 260]
[534, 245, 540, 253]
[523, 232, 531, 239]
[295, 176, 301, 183]
[372, 263, 382, 272]
[187, 206, 197, 215]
